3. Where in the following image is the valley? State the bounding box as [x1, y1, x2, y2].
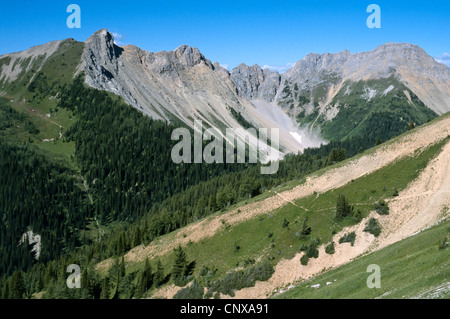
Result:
[0, 28, 449, 300]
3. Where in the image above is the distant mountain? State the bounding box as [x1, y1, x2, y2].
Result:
[274, 43, 450, 140]
[1, 29, 449, 150]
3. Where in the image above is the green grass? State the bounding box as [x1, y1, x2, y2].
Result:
[0, 39, 83, 162]
[276, 217, 450, 299]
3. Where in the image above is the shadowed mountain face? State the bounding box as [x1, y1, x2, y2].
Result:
[1, 29, 449, 151]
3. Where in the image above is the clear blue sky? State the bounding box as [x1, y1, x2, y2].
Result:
[1, 0, 449, 70]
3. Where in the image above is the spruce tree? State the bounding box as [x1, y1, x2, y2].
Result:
[120, 256, 126, 278]
[100, 277, 110, 299]
[153, 260, 164, 288]
[335, 193, 352, 219]
[132, 227, 141, 247]
[2, 279, 10, 299]
[10, 271, 25, 299]
[172, 246, 187, 285]
[300, 217, 312, 239]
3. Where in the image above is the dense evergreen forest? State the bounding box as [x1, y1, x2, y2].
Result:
[0, 140, 90, 275]
[60, 76, 249, 223]
[0, 75, 417, 298]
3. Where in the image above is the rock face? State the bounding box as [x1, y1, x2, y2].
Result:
[77, 29, 308, 155]
[79, 29, 242, 126]
[230, 64, 281, 102]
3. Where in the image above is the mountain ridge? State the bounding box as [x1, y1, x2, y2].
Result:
[1, 29, 449, 153]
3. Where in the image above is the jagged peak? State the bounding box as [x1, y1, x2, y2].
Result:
[86, 28, 115, 45]
[231, 63, 274, 74]
[232, 63, 250, 71]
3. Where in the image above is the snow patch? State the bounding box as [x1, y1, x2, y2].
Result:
[289, 132, 303, 145]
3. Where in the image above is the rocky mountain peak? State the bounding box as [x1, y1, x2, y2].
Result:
[173, 44, 212, 69]
[230, 63, 281, 102]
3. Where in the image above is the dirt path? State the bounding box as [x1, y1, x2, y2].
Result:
[94, 116, 450, 298]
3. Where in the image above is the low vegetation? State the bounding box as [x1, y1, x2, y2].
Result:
[364, 218, 382, 237]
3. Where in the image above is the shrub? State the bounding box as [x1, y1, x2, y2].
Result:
[325, 242, 335, 255]
[206, 262, 274, 297]
[339, 232, 356, 246]
[438, 237, 449, 250]
[199, 266, 217, 278]
[300, 254, 309, 266]
[305, 237, 320, 258]
[374, 200, 389, 215]
[352, 209, 363, 222]
[364, 218, 382, 237]
[174, 281, 204, 299]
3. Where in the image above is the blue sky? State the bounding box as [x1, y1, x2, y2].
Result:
[0, 0, 449, 70]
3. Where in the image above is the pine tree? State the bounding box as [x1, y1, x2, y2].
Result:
[376, 138, 383, 146]
[120, 256, 126, 278]
[208, 194, 217, 213]
[100, 277, 110, 299]
[328, 148, 346, 163]
[10, 271, 25, 299]
[172, 246, 187, 285]
[300, 217, 312, 239]
[2, 279, 10, 299]
[136, 258, 153, 298]
[153, 260, 164, 288]
[132, 226, 141, 247]
[335, 193, 352, 219]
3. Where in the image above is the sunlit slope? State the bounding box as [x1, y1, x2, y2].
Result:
[276, 218, 450, 299]
[94, 112, 450, 299]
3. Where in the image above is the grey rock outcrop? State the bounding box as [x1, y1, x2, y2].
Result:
[230, 64, 281, 102]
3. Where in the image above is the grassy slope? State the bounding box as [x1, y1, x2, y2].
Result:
[0, 39, 83, 164]
[321, 78, 437, 141]
[276, 217, 450, 299]
[111, 125, 449, 297]
[292, 77, 437, 142]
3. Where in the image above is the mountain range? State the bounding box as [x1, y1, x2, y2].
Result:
[1, 28, 450, 300]
[2, 28, 449, 154]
